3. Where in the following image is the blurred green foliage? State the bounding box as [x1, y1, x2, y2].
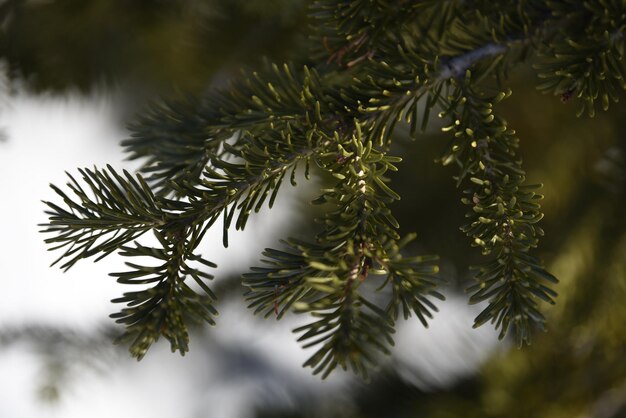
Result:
[0, 0, 308, 93]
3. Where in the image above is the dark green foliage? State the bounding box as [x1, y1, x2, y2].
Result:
[40, 0, 625, 378]
[42, 166, 166, 271]
[532, 0, 626, 116]
[109, 231, 218, 359]
[244, 129, 443, 377]
[0, 0, 308, 91]
[440, 80, 558, 345]
[124, 63, 332, 194]
[123, 95, 222, 194]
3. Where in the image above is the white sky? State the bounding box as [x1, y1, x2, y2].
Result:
[0, 92, 500, 418]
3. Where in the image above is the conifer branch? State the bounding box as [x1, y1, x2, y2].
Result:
[123, 95, 225, 194]
[110, 230, 218, 359]
[42, 166, 168, 271]
[124, 63, 332, 194]
[534, 0, 625, 115]
[40, 0, 626, 376]
[439, 79, 558, 345]
[43, 123, 323, 358]
[438, 44, 508, 79]
[245, 124, 443, 378]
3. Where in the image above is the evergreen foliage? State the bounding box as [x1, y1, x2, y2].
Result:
[0, 0, 307, 91]
[41, 0, 625, 378]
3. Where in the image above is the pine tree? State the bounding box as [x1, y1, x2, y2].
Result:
[40, 0, 625, 379]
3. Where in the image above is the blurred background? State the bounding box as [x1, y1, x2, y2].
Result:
[0, 1, 624, 417]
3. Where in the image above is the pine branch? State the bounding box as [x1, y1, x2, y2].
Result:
[536, 26, 625, 117]
[41, 166, 167, 271]
[43, 116, 325, 357]
[170, 126, 319, 241]
[244, 125, 443, 378]
[532, 0, 626, 115]
[39, 0, 626, 376]
[123, 63, 334, 194]
[110, 230, 217, 359]
[311, 0, 463, 67]
[123, 95, 226, 194]
[383, 242, 443, 326]
[439, 78, 558, 345]
[438, 44, 508, 79]
[294, 289, 394, 380]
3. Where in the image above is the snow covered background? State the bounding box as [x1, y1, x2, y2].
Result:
[0, 91, 501, 418]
